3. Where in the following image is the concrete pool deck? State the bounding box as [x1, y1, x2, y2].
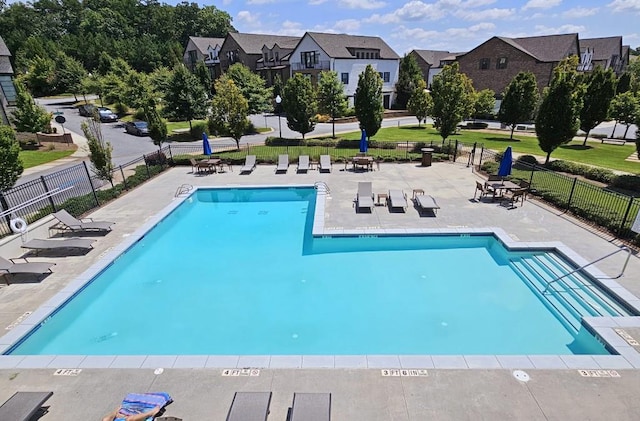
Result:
[1, 161, 639, 420]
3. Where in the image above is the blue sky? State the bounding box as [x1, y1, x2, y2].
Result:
[202, 0, 639, 55]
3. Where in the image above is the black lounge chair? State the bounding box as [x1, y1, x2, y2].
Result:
[287, 393, 331, 421]
[0, 391, 53, 421]
[21, 238, 96, 255]
[0, 256, 55, 284]
[226, 392, 272, 421]
[52, 209, 114, 233]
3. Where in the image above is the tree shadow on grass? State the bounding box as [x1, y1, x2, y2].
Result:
[484, 137, 522, 142]
[560, 144, 593, 151]
[400, 126, 429, 130]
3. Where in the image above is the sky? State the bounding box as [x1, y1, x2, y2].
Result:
[201, 0, 639, 55]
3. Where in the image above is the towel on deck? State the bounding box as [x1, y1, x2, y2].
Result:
[119, 392, 172, 418]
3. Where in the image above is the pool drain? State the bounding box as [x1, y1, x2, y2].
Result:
[513, 370, 530, 382]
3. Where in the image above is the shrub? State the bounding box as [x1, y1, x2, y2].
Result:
[610, 174, 640, 192]
[190, 121, 209, 138]
[516, 155, 538, 165]
[133, 108, 147, 121]
[411, 142, 427, 153]
[314, 114, 331, 123]
[114, 103, 128, 116]
[344, 107, 356, 117]
[463, 122, 489, 129]
[265, 136, 304, 146]
[244, 121, 256, 135]
[144, 151, 168, 166]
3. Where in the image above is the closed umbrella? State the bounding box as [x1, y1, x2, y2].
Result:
[497, 146, 512, 179]
[202, 132, 212, 156]
[359, 129, 368, 153]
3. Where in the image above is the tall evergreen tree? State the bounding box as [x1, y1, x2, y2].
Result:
[317, 71, 347, 138]
[209, 77, 249, 150]
[10, 82, 51, 133]
[282, 73, 317, 140]
[407, 79, 432, 127]
[430, 62, 474, 141]
[0, 125, 23, 192]
[354, 65, 383, 139]
[394, 54, 423, 109]
[163, 64, 208, 130]
[579, 67, 617, 145]
[498, 72, 539, 139]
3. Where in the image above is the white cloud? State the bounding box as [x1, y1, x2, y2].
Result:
[522, 0, 562, 10]
[533, 24, 585, 34]
[222, 0, 232, 5]
[236, 11, 260, 26]
[309, 0, 328, 4]
[607, 0, 640, 13]
[454, 7, 515, 21]
[339, 0, 386, 9]
[365, 1, 449, 24]
[247, 0, 276, 4]
[461, 0, 496, 6]
[333, 19, 362, 32]
[561, 7, 599, 18]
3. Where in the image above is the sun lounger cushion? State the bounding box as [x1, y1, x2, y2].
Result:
[388, 190, 408, 210]
[276, 155, 289, 172]
[119, 392, 172, 418]
[415, 195, 440, 213]
[289, 393, 331, 421]
[226, 392, 272, 421]
[0, 391, 53, 421]
[21, 238, 96, 251]
[319, 155, 331, 172]
[240, 155, 256, 174]
[297, 155, 310, 172]
[356, 182, 374, 211]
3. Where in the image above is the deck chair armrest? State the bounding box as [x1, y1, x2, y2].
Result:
[9, 257, 29, 263]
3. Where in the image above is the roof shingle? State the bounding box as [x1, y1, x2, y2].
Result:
[305, 32, 400, 59]
[227, 33, 301, 55]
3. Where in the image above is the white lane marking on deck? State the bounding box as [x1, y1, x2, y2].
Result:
[6, 311, 32, 330]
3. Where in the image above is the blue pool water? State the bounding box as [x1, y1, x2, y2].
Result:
[9, 187, 615, 355]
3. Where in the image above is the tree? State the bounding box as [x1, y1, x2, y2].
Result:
[225, 63, 272, 114]
[617, 72, 631, 94]
[282, 73, 317, 140]
[144, 101, 168, 149]
[23, 55, 56, 97]
[579, 67, 617, 145]
[609, 92, 639, 139]
[535, 58, 584, 164]
[209, 77, 249, 150]
[54, 52, 86, 100]
[498, 72, 539, 139]
[627, 59, 640, 93]
[354, 64, 383, 139]
[317, 71, 347, 138]
[10, 82, 51, 133]
[162, 64, 208, 130]
[407, 79, 432, 127]
[123, 70, 155, 111]
[194, 60, 213, 95]
[473, 89, 496, 119]
[0, 125, 23, 192]
[82, 117, 114, 187]
[430, 62, 474, 141]
[394, 54, 423, 109]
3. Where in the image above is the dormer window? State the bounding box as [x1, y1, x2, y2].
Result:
[497, 57, 508, 69]
[479, 58, 490, 70]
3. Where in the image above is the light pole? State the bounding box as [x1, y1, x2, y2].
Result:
[275, 95, 282, 139]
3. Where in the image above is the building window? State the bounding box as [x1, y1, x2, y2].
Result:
[275, 51, 279, 62]
[301, 51, 318, 68]
[188, 50, 198, 64]
[341, 72, 349, 84]
[479, 58, 490, 70]
[378, 72, 390, 83]
[497, 57, 508, 69]
[227, 50, 238, 64]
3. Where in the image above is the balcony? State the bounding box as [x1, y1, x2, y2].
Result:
[292, 61, 330, 71]
[256, 60, 287, 70]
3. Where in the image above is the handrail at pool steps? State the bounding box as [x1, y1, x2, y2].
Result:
[174, 184, 193, 198]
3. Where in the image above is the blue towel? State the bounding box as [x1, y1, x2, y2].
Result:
[118, 392, 172, 418]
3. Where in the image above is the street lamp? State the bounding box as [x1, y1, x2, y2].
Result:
[275, 95, 282, 139]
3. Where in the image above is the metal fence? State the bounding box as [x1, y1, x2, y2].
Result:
[475, 146, 640, 242]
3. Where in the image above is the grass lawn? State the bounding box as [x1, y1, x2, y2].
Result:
[20, 148, 75, 169]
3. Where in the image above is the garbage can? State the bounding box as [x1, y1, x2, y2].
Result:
[421, 148, 434, 167]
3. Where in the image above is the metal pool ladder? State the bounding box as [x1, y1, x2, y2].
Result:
[544, 246, 632, 293]
[314, 181, 331, 195]
[174, 184, 193, 198]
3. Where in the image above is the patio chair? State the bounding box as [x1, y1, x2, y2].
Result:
[52, 209, 115, 233]
[413, 194, 440, 216]
[0, 391, 53, 421]
[240, 155, 257, 174]
[276, 154, 289, 173]
[355, 182, 374, 212]
[503, 188, 527, 208]
[226, 392, 272, 421]
[474, 181, 495, 201]
[388, 189, 408, 212]
[297, 155, 310, 173]
[287, 393, 331, 421]
[21, 237, 96, 255]
[319, 155, 332, 172]
[0, 257, 55, 284]
[189, 158, 208, 174]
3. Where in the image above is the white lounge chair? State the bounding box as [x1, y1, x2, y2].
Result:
[52, 209, 114, 233]
[388, 189, 408, 211]
[355, 182, 374, 212]
[414, 194, 440, 215]
[226, 392, 272, 421]
[0, 391, 53, 420]
[240, 155, 256, 174]
[297, 155, 310, 173]
[319, 155, 332, 172]
[288, 393, 331, 421]
[276, 154, 289, 173]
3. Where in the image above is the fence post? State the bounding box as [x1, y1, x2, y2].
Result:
[478, 145, 484, 168]
[567, 177, 578, 211]
[143, 154, 151, 178]
[0, 192, 10, 230]
[453, 139, 459, 162]
[467, 142, 476, 168]
[82, 161, 100, 207]
[40, 175, 57, 212]
[618, 196, 636, 236]
[119, 166, 127, 189]
[167, 145, 174, 164]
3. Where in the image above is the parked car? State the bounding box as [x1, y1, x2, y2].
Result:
[124, 120, 149, 136]
[97, 107, 118, 122]
[78, 103, 97, 117]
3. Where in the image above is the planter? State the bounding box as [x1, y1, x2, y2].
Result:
[36, 131, 73, 144]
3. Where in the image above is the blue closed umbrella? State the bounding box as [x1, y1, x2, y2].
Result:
[202, 132, 212, 156]
[359, 129, 368, 153]
[497, 146, 512, 177]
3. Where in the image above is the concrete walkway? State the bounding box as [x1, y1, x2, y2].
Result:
[0, 161, 639, 420]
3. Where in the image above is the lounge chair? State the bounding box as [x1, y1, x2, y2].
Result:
[21, 238, 96, 254]
[355, 182, 374, 212]
[276, 154, 289, 173]
[0, 391, 53, 421]
[414, 194, 440, 215]
[226, 392, 272, 421]
[52, 209, 114, 233]
[319, 155, 332, 172]
[287, 393, 331, 421]
[0, 256, 55, 285]
[388, 189, 408, 211]
[297, 155, 310, 173]
[240, 155, 257, 174]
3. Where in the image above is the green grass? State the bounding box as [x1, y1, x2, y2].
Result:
[166, 120, 206, 132]
[20, 149, 75, 169]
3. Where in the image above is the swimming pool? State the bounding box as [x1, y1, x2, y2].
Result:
[4, 187, 636, 358]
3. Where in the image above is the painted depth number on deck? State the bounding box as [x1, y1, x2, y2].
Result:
[222, 368, 260, 377]
[381, 369, 428, 377]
